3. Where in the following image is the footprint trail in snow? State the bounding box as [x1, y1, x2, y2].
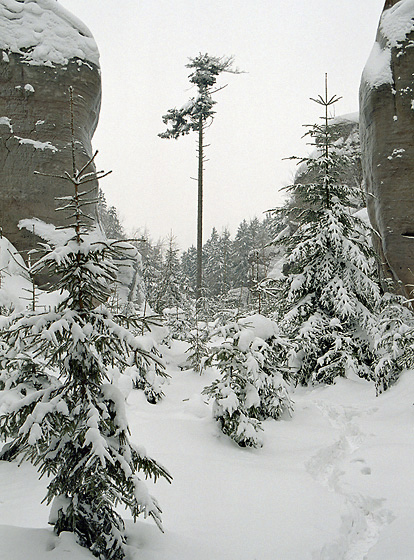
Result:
[307, 402, 394, 560]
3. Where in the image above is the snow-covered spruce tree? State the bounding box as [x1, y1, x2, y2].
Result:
[203, 315, 293, 448]
[125, 360, 165, 404]
[162, 307, 192, 345]
[153, 233, 183, 314]
[203, 227, 222, 297]
[155, 233, 195, 344]
[107, 299, 168, 405]
[0, 354, 57, 461]
[184, 320, 211, 373]
[97, 188, 125, 240]
[106, 311, 167, 405]
[181, 244, 197, 296]
[0, 92, 171, 560]
[216, 228, 234, 296]
[374, 286, 414, 394]
[265, 79, 380, 386]
[135, 234, 164, 313]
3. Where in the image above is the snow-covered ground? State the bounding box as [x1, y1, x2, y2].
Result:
[1, 339, 413, 560]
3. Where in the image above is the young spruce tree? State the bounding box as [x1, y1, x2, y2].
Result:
[203, 315, 293, 448]
[0, 90, 171, 560]
[374, 286, 414, 393]
[267, 78, 381, 385]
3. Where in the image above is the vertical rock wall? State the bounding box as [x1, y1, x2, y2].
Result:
[0, 0, 101, 259]
[360, 0, 414, 296]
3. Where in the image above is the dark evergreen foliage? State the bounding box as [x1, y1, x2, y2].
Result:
[97, 188, 125, 240]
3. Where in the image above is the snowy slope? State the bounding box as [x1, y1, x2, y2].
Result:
[1, 338, 413, 560]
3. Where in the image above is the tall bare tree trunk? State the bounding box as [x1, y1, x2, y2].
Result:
[196, 116, 204, 305]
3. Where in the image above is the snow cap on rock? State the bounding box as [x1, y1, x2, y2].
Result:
[362, 0, 414, 88]
[0, 0, 99, 66]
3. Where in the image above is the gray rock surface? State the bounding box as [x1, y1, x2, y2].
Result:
[360, 0, 414, 296]
[0, 0, 101, 265]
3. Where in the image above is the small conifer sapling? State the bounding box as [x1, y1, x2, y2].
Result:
[0, 88, 172, 560]
[203, 314, 293, 448]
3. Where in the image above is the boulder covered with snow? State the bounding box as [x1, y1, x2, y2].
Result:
[0, 0, 101, 263]
[360, 0, 414, 295]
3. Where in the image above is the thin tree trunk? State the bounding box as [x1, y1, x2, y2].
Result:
[196, 116, 203, 305]
[324, 73, 330, 210]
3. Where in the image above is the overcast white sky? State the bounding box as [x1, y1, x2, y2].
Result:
[60, 0, 384, 249]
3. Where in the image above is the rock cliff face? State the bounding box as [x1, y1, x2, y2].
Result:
[360, 0, 414, 296]
[0, 0, 101, 262]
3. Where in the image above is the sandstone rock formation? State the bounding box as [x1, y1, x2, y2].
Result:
[0, 0, 101, 264]
[360, 0, 414, 296]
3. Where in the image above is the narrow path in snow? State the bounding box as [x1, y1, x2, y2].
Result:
[307, 402, 393, 560]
